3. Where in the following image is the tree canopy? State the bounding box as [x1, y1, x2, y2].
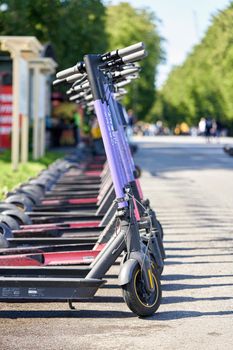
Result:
[0, 0, 108, 68]
[151, 3, 233, 133]
[106, 2, 163, 119]
[0, 0, 163, 119]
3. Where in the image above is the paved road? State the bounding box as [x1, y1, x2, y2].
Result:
[0, 136, 233, 350]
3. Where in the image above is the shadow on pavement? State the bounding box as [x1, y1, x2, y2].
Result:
[0, 308, 133, 319]
[134, 143, 233, 175]
[166, 253, 233, 259]
[149, 309, 233, 321]
[162, 296, 233, 304]
[162, 282, 233, 292]
[162, 274, 233, 281]
[165, 260, 233, 265]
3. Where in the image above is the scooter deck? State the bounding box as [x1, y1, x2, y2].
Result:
[8, 237, 97, 247]
[0, 266, 90, 278]
[13, 226, 102, 238]
[0, 242, 96, 255]
[0, 240, 107, 266]
[30, 214, 104, 224]
[0, 276, 105, 301]
[33, 205, 98, 213]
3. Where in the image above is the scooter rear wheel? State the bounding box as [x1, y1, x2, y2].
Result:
[122, 264, 161, 317]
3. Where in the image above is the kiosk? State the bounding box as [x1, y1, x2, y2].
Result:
[0, 36, 56, 169]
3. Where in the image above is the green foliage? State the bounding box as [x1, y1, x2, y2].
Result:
[0, 0, 60, 42]
[0, 150, 64, 199]
[55, 0, 108, 69]
[0, 0, 108, 69]
[151, 3, 233, 132]
[0, 0, 163, 120]
[106, 2, 163, 119]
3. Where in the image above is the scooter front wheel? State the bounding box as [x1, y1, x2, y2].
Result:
[122, 264, 161, 317]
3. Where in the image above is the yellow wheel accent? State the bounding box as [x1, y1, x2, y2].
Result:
[133, 268, 159, 308]
[148, 268, 154, 289]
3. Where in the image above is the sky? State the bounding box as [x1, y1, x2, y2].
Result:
[108, 0, 231, 86]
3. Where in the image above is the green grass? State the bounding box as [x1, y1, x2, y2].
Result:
[0, 150, 65, 200]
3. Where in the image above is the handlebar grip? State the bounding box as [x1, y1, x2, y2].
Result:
[69, 95, 78, 101]
[113, 68, 137, 78]
[66, 88, 73, 95]
[120, 67, 139, 77]
[85, 94, 93, 102]
[115, 79, 131, 88]
[69, 93, 84, 101]
[53, 78, 66, 86]
[122, 49, 147, 64]
[118, 42, 145, 58]
[66, 73, 83, 82]
[114, 89, 127, 99]
[56, 65, 78, 79]
[73, 81, 89, 92]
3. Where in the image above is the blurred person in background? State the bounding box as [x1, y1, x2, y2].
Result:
[127, 109, 137, 138]
[91, 117, 105, 155]
[205, 116, 213, 142]
[180, 122, 190, 135]
[156, 120, 164, 135]
[198, 117, 206, 136]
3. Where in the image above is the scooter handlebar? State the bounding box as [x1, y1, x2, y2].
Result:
[53, 77, 66, 86]
[122, 49, 147, 64]
[113, 67, 139, 78]
[56, 62, 85, 79]
[66, 73, 83, 82]
[56, 65, 78, 79]
[117, 42, 145, 58]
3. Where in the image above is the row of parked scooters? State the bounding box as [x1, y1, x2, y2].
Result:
[0, 42, 165, 317]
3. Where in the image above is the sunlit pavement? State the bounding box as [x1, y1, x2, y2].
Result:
[0, 136, 233, 350]
[133, 135, 233, 349]
[133, 134, 233, 145]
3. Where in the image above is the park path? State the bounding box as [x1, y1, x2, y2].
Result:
[0, 136, 233, 350]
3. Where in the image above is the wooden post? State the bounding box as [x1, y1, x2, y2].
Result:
[11, 53, 20, 171]
[40, 117, 45, 157]
[33, 66, 39, 160]
[21, 114, 29, 162]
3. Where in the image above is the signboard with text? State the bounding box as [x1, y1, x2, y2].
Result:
[0, 84, 12, 148]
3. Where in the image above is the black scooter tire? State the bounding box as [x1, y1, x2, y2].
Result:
[0, 214, 20, 230]
[5, 194, 34, 212]
[0, 222, 13, 239]
[14, 189, 41, 205]
[122, 264, 162, 317]
[0, 223, 10, 248]
[156, 219, 164, 240]
[20, 185, 44, 198]
[135, 165, 141, 178]
[0, 203, 19, 212]
[1, 209, 32, 225]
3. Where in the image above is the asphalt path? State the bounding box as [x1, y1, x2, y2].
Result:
[0, 136, 233, 350]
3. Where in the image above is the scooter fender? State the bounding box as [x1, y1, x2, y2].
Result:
[118, 259, 138, 286]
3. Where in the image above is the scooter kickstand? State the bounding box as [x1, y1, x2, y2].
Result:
[68, 299, 76, 310]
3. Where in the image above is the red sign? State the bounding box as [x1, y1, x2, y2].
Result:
[0, 85, 12, 148]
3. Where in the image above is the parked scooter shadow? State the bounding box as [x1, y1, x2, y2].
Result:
[146, 309, 233, 321]
[0, 308, 133, 319]
[162, 295, 233, 305]
[161, 273, 233, 281]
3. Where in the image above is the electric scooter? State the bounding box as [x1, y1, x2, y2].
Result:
[0, 43, 163, 317]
